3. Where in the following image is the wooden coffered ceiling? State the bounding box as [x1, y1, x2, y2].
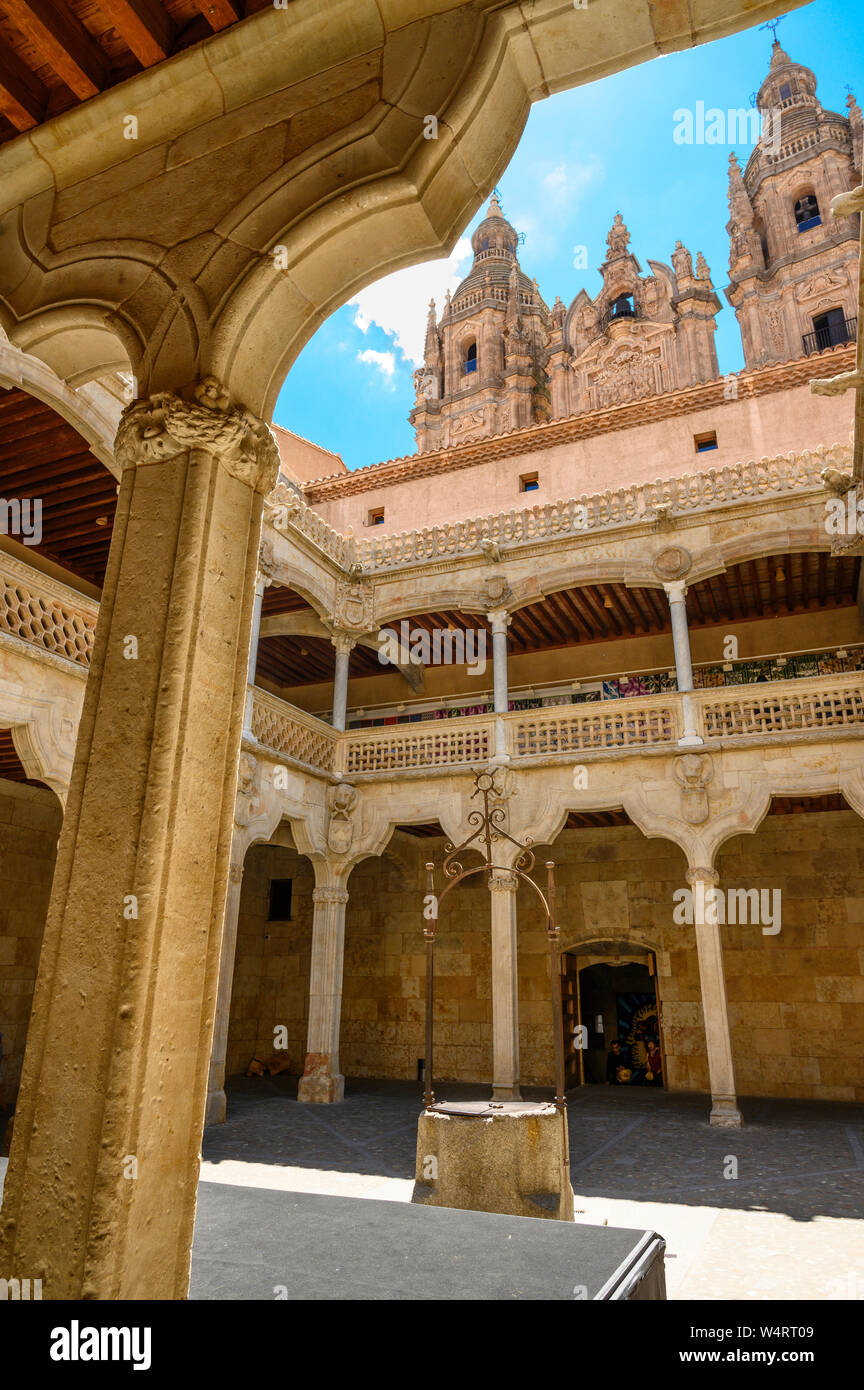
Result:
[0, 0, 266, 144]
[0, 385, 116, 586]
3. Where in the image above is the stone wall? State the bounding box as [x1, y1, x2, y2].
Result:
[0, 779, 62, 1107]
[226, 811, 864, 1102]
[225, 843, 314, 1078]
[719, 808, 864, 1103]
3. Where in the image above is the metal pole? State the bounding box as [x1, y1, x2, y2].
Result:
[424, 861, 436, 1109]
[546, 861, 566, 1111]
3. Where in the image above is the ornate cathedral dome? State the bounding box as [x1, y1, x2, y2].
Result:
[451, 194, 534, 308]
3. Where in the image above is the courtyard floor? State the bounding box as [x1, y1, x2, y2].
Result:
[198, 1076, 864, 1300]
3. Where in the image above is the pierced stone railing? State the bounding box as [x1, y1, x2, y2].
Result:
[249, 689, 338, 772]
[339, 717, 494, 775]
[351, 445, 841, 574]
[512, 699, 679, 757]
[246, 674, 864, 782]
[696, 675, 864, 741]
[265, 481, 354, 568]
[0, 555, 96, 668]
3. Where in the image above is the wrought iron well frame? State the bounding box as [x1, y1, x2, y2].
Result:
[421, 769, 566, 1111]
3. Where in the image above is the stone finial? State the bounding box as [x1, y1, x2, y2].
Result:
[424, 299, 440, 367]
[606, 212, 630, 257]
[696, 252, 711, 282]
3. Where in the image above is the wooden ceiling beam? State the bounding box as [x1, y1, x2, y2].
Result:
[192, 0, 242, 33]
[557, 586, 593, 639]
[96, 0, 174, 66]
[572, 586, 610, 638]
[0, 37, 47, 129]
[3, 0, 110, 99]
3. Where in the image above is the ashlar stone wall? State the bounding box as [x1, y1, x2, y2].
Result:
[0, 779, 62, 1107]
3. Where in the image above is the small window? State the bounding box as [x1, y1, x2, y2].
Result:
[779, 82, 792, 101]
[520, 472, 540, 492]
[464, 341, 478, 374]
[268, 879, 293, 922]
[794, 193, 821, 231]
[367, 507, 385, 526]
[694, 431, 718, 453]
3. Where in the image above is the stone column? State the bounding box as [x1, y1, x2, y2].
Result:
[487, 608, 511, 763]
[205, 859, 245, 1126]
[664, 581, 702, 747]
[489, 870, 520, 1100]
[243, 566, 269, 734]
[298, 875, 349, 1103]
[688, 866, 742, 1128]
[0, 377, 279, 1300]
[331, 631, 355, 732]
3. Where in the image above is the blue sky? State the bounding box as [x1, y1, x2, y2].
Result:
[274, 0, 862, 473]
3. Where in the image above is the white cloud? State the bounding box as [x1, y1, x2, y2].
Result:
[541, 157, 603, 207]
[350, 237, 472, 367]
[356, 348, 396, 382]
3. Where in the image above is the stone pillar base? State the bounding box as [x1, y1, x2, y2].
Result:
[298, 1054, 344, 1104]
[412, 1101, 573, 1221]
[204, 1087, 226, 1126]
[709, 1096, 743, 1128]
[491, 1083, 522, 1101]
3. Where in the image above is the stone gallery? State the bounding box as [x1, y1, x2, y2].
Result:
[0, 0, 861, 1308]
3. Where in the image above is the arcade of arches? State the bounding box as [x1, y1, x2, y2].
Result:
[0, 0, 860, 1304]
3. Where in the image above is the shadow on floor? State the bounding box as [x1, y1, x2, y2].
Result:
[201, 1076, 864, 1223]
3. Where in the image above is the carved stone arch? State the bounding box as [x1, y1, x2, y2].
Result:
[0, 333, 121, 476]
[0, 699, 77, 808]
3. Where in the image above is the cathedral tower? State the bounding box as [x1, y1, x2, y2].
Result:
[410, 195, 551, 451]
[725, 41, 861, 366]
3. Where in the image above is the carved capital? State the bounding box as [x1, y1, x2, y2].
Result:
[486, 607, 511, 634]
[687, 866, 718, 888]
[489, 872, 518, 893]
[229, 862, 244, 884]
[115, 376, 280, 494]
[312, 887, 349, 906]
[331, 628, 358, 656]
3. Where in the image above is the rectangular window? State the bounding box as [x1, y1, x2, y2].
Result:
[367, 507, 385, 526]
[694, 431, 718, 453]
[268, 879, 293, 922]
[520, 472, 540, 492]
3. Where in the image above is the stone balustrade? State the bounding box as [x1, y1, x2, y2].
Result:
[0, 553, 96, 668]
[349, 445, 840, 574]
[249, 688, 338, 773]
[247, 673, 864, 778]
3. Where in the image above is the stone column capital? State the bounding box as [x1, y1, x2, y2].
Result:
[228, 861, 244, 884]
[312, 887, 349, 906]
[115, 376, 280, 494]
[331, 628, 358, 655]
[663, 580, 688, 602]
[687, 865, 718, 888]
[486, 608, 511, 633]
[489, 871, 518, 892]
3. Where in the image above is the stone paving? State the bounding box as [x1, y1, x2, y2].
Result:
[201, 1077, 864, 1299]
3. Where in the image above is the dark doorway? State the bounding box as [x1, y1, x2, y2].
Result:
[561, 943, 666, 1091]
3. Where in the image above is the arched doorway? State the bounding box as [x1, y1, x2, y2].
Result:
[562, 939, 667, 1092]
